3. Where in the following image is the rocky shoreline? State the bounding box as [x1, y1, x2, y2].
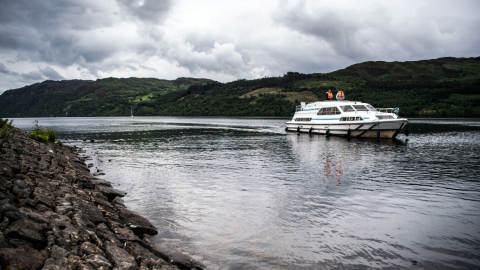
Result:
[0, 128, 203, 270]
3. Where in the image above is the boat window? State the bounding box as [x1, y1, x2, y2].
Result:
[339, 105, 355, 112]
[295, 118, 312, 121]
[366, 105, 376, 112]
[377, 115, 393, 119]
[317, 107, 341, 115]
[353, 105, 368, 111]
[340, 117, 364, 121]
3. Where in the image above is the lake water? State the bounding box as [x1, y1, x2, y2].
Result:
[11, 117, 480, 269]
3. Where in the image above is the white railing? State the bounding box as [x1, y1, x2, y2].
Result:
[376, 107, 399, 115]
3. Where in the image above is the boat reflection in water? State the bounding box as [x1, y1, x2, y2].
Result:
[323, 154, 343, 186]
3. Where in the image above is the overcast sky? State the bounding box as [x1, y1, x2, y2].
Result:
[1, 0, 479, 93]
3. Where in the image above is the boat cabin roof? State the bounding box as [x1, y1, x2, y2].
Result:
[303, 100, 369, 108]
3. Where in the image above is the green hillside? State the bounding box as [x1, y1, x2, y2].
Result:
[1, 57, 479, 118]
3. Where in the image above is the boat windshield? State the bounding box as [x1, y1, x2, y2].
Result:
[353, 105, 369, 111]
[366, 105, 376, 112]
[339, 105, 355, 112]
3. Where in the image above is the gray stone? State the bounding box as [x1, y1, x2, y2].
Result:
[96, 185, 127, 201]
[0, 232, 8, 248]
[91, 191, 115, 208]
[4, 218, 47, 247]
[0, 163, 16, 178]
[33, 189, 56, 209]
[104, 241, 138, 270]
[55, 199, 73, 216]
[111, 196, 126, 208]
[20, 206, 50, 223]
[51, 244, 69, 260]
[95, 223, 122, 246]
[126, 242, 160, 262]
[0, 245, 46, 270]
[80, 241, 104, 256]
[42, 245, 71, 270]
[140, 258, 179, 270]
[50, 215, 82, 249]
[114, 227, 142, 243]
[73, 199, 106, 224]
[0, 175, 13, 190]
[0, 216, 9, 231]
[0, 199, 27, 221]
[86, 254, 113, 269]
[119, 208, 158, 237]
[72, 212, 96, 236]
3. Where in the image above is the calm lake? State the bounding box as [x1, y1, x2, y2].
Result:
[11, 117, 480, 269]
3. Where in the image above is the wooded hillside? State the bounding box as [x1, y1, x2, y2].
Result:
[1, 57, 479, 118]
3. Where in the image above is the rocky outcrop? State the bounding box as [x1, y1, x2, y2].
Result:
[0, 129, 203, 270]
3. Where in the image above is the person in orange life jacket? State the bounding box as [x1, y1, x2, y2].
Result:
[336, 90, 345, 100]
[326, 89, 333, 100]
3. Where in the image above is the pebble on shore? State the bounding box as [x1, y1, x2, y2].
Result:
[0, 129, 203, 270]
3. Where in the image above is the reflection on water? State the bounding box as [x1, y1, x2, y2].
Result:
[323, 155, 343, 185]
[11, 117, 480, 269]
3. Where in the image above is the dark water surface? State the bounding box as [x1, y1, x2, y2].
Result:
[12, 117, 480, 269]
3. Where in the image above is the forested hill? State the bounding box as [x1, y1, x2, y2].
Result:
[1, 56, 480, 118]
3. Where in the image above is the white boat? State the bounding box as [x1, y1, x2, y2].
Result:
[285, 100, 408, 139]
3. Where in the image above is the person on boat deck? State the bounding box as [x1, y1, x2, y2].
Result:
[326, 89, 333, 100]
[336, 90, 345, 100]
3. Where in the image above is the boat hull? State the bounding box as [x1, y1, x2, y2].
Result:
[285, 119, 407, 139]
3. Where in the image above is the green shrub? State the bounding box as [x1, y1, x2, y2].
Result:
[27, 120, 58, 143]
[0, 118, 15, 139]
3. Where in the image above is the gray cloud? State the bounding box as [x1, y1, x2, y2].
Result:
[21, 71, 44, 81]
[39, 66, 65, 80]
[0, 0, 479, 93]
[0, 63, 18, 75]
[272, 0, 480, 62]
[116, 0, 173, 23]
[0, 0, 125, 67]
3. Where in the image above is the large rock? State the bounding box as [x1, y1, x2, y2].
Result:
[96, 185, 127, 201]
[85, 254, 113, 269]
[33, 188, 56, 209]
[0, 199, 27, 221]
[80, 241, 104, 256]
[73, 199, 106, 224]
[119, 208, 158, 237]
[0, 245, 46, 270]
[3, 218, 47, 247]
[41, 245, 69, 270]
[105, 241, 138, 270]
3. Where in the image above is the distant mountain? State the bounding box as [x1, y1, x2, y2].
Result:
[0, 77, 214, 117]
[1, 57, 479, 118]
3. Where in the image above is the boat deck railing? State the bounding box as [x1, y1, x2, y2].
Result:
[376, 107, 399, 115]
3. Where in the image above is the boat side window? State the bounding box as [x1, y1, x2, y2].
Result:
[340, 117, 363, 121]
[317, 107, 341, 115]
[353, 105, 368, 111]
[340, 105, 355, 112]
[295, 118, 312, 121]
